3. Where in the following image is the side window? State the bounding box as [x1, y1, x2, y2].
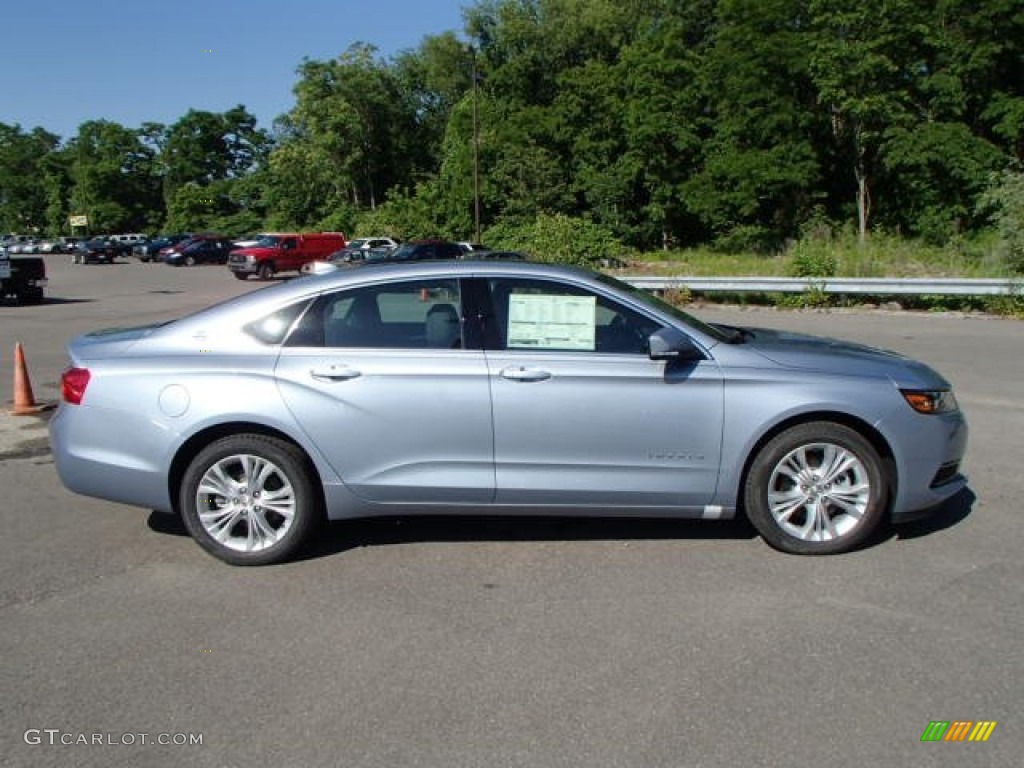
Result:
[286, 279, 463, 349]
[245, 300, 313, 345]
[487, 278, 662, 355]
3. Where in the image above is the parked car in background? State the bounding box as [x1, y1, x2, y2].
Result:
[228, 232, 347, 280]
[310, 239, 465, 275]
[157, 234, 222, 263]
[457, 242, 488, 254]
[109, 233, 148, 251]
[12, 239, 45, 254]
[467, 249, 528, 261]
[1, 248, 47, 304]
[164, 237, 236, 266]
[49, 261, 968, 565]
[138, 234, 190, 262]
[386, 239, 464, 262]
[37, 239, 65, 254]
[330, 237, 401, 263]
[231, 234, 270, 250]
[71, 238, 120, 264]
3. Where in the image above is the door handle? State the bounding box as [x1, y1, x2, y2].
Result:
[499, 366, 552, 382]
[310, 365, 361, 381]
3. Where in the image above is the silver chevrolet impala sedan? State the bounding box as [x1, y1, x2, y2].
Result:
[50, 261, 968, 565]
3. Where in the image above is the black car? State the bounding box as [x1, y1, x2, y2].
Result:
[164, 237, 236, 266]
[382, 239, 464, 262]
[72, 239, 120, 265]
[137, 234, 190, 262]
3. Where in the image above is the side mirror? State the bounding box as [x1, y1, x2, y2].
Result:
[648, 328, 704, 362]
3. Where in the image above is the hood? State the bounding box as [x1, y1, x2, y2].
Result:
[232, 246, 278, 258]
[740, 326, 950, 388]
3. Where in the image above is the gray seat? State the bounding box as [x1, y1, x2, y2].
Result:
[424, 303, 461, 348]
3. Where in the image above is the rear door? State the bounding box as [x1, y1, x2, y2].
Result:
[274, 276, 494, 504]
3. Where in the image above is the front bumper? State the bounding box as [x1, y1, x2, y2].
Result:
[889, 409, 969, 522]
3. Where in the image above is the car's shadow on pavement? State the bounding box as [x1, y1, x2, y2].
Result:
[300, 515, 760, 561]
[146, 510, 759, 557]
[888, 486, 976, 542]
[146, 487, 975, 561]
[1, 297, 94, 306]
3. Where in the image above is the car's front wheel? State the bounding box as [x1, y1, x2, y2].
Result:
[180, 434, 320, 565]
[744, 422, 886, 555]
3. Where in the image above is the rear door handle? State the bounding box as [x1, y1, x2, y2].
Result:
[499, 366, 552, 382]
[310, 365, 362, 381]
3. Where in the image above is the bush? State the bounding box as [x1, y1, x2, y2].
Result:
[788, 240, 837, 278]
[485, 213, 624, 267]
[976, 171, 1024, 274]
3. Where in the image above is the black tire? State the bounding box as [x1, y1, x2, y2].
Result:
[179, 434, 320, 566]
[743, 422, 886, 555]
[257, 261, 275, 281]
[184, 254, 196, 267]
[232, 271, 249, 281]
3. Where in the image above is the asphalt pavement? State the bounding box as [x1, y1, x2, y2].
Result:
[1, 254, 1021, 767]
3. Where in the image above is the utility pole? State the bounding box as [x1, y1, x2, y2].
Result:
[470, 45, 482, 243]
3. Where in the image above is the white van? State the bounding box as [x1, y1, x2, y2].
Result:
[109, 233, 148, 246]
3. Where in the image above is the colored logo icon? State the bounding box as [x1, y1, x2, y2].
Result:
[921, 721, 997, 742]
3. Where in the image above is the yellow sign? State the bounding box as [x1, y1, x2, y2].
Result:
[69, 214, 89, 227]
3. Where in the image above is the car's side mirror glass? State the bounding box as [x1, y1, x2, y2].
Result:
[648, 328, 703, 362]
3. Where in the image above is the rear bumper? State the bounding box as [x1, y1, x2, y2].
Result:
[49, 404, 174, 513]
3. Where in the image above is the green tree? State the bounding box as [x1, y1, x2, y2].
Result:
[0, 123, 59, 233]
[684, 0, 823, 251]
[67, 120, 162, 233]
[808, 0, 924, 242]
[290, 43, 418, 211]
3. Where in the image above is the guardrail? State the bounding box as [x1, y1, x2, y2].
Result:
[621, 276, 1019, 296]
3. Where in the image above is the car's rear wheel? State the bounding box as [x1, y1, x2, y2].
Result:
[257, 261, 275, 281]
[180, 435, 320, 566]
[744, 422, 886, 555]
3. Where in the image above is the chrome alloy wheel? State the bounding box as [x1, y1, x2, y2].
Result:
[766, 442, 871, 542]
[195, 453, 296, 552]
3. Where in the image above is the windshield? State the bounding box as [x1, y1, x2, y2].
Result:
[594, 273, 731, 343]
[347, 239, 368, 249]
[255, 236, 281, 247]
[390, 243, 417, 259]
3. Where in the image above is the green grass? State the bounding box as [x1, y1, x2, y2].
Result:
[608, 232, 1024, 317]
[617, 231, 1016, 279]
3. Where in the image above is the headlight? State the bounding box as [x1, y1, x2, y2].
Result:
[900, 389, 959, 414]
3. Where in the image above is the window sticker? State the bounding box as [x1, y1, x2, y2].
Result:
[507, 294, 596, 350]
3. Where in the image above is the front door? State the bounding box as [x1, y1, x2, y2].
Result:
[479, 276, 724, 509]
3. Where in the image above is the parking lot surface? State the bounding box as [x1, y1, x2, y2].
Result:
[2, 255, 1022, 767]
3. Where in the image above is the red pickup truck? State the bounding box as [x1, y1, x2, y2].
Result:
[228, 232, 346, 280]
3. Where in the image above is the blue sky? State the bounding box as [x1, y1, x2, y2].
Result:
[1, 0, 470, 141]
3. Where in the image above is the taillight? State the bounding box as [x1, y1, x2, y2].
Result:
[61, 367, 91, 405]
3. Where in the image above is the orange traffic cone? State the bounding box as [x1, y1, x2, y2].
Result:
[10, 342, 48, 415]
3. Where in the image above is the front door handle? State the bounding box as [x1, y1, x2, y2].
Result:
[499, 366, 552, 382]
[310, 365, 362, 382]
